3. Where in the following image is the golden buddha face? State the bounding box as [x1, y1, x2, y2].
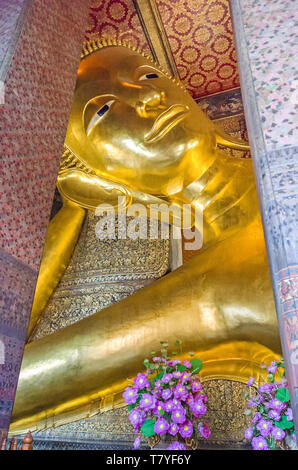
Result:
[65, 44, 217, 196]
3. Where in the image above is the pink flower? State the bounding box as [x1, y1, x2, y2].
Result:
[272, 427, 285, 440]
[244, 427, 253, 440]
[251, 436, 268, 450]
[167, 441, 186, 450]
[134, 373, 149, 389]
[123, 387, 138, 404]
[133, 436, 141, 449]
[179, 419, 193, 438]
[198, 423, 211, 439]
[154, 418, 169, 435]
[191, 380, 202, 392]
[174, 384, 188, 400]
[256, 419, 273, 437]
[171, 408, 186, 424]
[190, 400, 206, 417]
[247, 377, 254, 387]
[140, 393, 156, 410]
[183, 360, 192, 368]
[168, 423, 179, 436]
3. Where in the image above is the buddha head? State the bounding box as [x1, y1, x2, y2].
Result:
[64, 39, 218, 197]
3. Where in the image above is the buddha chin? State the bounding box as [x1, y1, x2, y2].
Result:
[10, 40, 280, 435]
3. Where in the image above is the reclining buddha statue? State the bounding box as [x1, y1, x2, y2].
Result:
[10, 39, 281, 434]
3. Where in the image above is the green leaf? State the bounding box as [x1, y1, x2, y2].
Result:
[177, 364, 187, 372]
[160, 409, 165, 416]
[188, 352, 195, 357]
[174, 340, 181, 346]
[190, 358, 203, 374]
[274, 416, 294, 430]
[171, 351, 177, 355]
[140, 419, 156, 437]
[244, 409, 252, 416]
[128, 403, 136, 412]
[154, 371, 165, 382]
[275, 388, 290, 402]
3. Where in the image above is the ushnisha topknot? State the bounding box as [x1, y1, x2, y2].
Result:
[81, 38, 186, 93]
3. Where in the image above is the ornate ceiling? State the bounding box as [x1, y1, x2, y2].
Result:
[85, 0, 240, 99]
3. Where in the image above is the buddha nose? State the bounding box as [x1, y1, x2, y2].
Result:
[136, 85, 165, 117]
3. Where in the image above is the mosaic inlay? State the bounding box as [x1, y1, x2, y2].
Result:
[239, 0, 298, 152]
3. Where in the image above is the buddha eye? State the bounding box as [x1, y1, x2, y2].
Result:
[139, 73, 159, 81]
[87, 99, 115, 135]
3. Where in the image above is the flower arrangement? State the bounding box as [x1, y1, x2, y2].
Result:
[244, 358, 296, 450]
[123, 341, 210, 450]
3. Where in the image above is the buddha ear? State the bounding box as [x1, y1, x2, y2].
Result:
[215, 124, 250, 151]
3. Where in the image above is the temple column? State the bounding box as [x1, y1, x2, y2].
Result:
[230, 0, 298, 434]
[0, 0, 90, 443]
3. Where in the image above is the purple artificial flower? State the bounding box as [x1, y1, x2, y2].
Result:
[248, 396, 258, 407]
[183, 360, 192, 368]
[172, 398, 181, 409]
[251, 436, 268, 450]
[154, 418, 169, 435]
[251, 412, 262, 425]
[162, 373, 172, 384]
[171, 408, 186, 424]
[285, 408, 293, 421]
[140, 393, 155, 410]
[161, 388, 172, 400]
[247, 377, 254, 387]
[244, 427, 254, 440]
[167, 441, 186, 450]
[272, 427, 285, 441]
[173, 371, 182, 379]
[258, 384, 273, 393]
[129, 409, 144, 428]
[181, 372, 191, 383]
[190, 400, 207, 417]
[152, 357, 161, 362]
[268, 409, 281, 421]
[123, 387, 138, 404]
[155, 380, 162, 389]
[200, 394, 208, 403]
[134, 373, 149, 389]
[164, 400, 174, 412]
[174, 384, 188, 400]
[133, 436, 141, 449]
[268, 398, 287, 413]
[256, 419, 273, 437]
[168, 423, 179, 436]
[153, 401, 165, 417]
[293, 433, 296, 443]
[186, 394, 194, 406]
[267, 364, 278, 374]
[198, 423, 211, 439]
[191, 380, 202, 393]
[179, 419, 193, 438]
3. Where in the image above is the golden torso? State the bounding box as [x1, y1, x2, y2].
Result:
[10, 42, 280, 434]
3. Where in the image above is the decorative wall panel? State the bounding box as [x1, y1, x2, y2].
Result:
[156, 0, 240, 98]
